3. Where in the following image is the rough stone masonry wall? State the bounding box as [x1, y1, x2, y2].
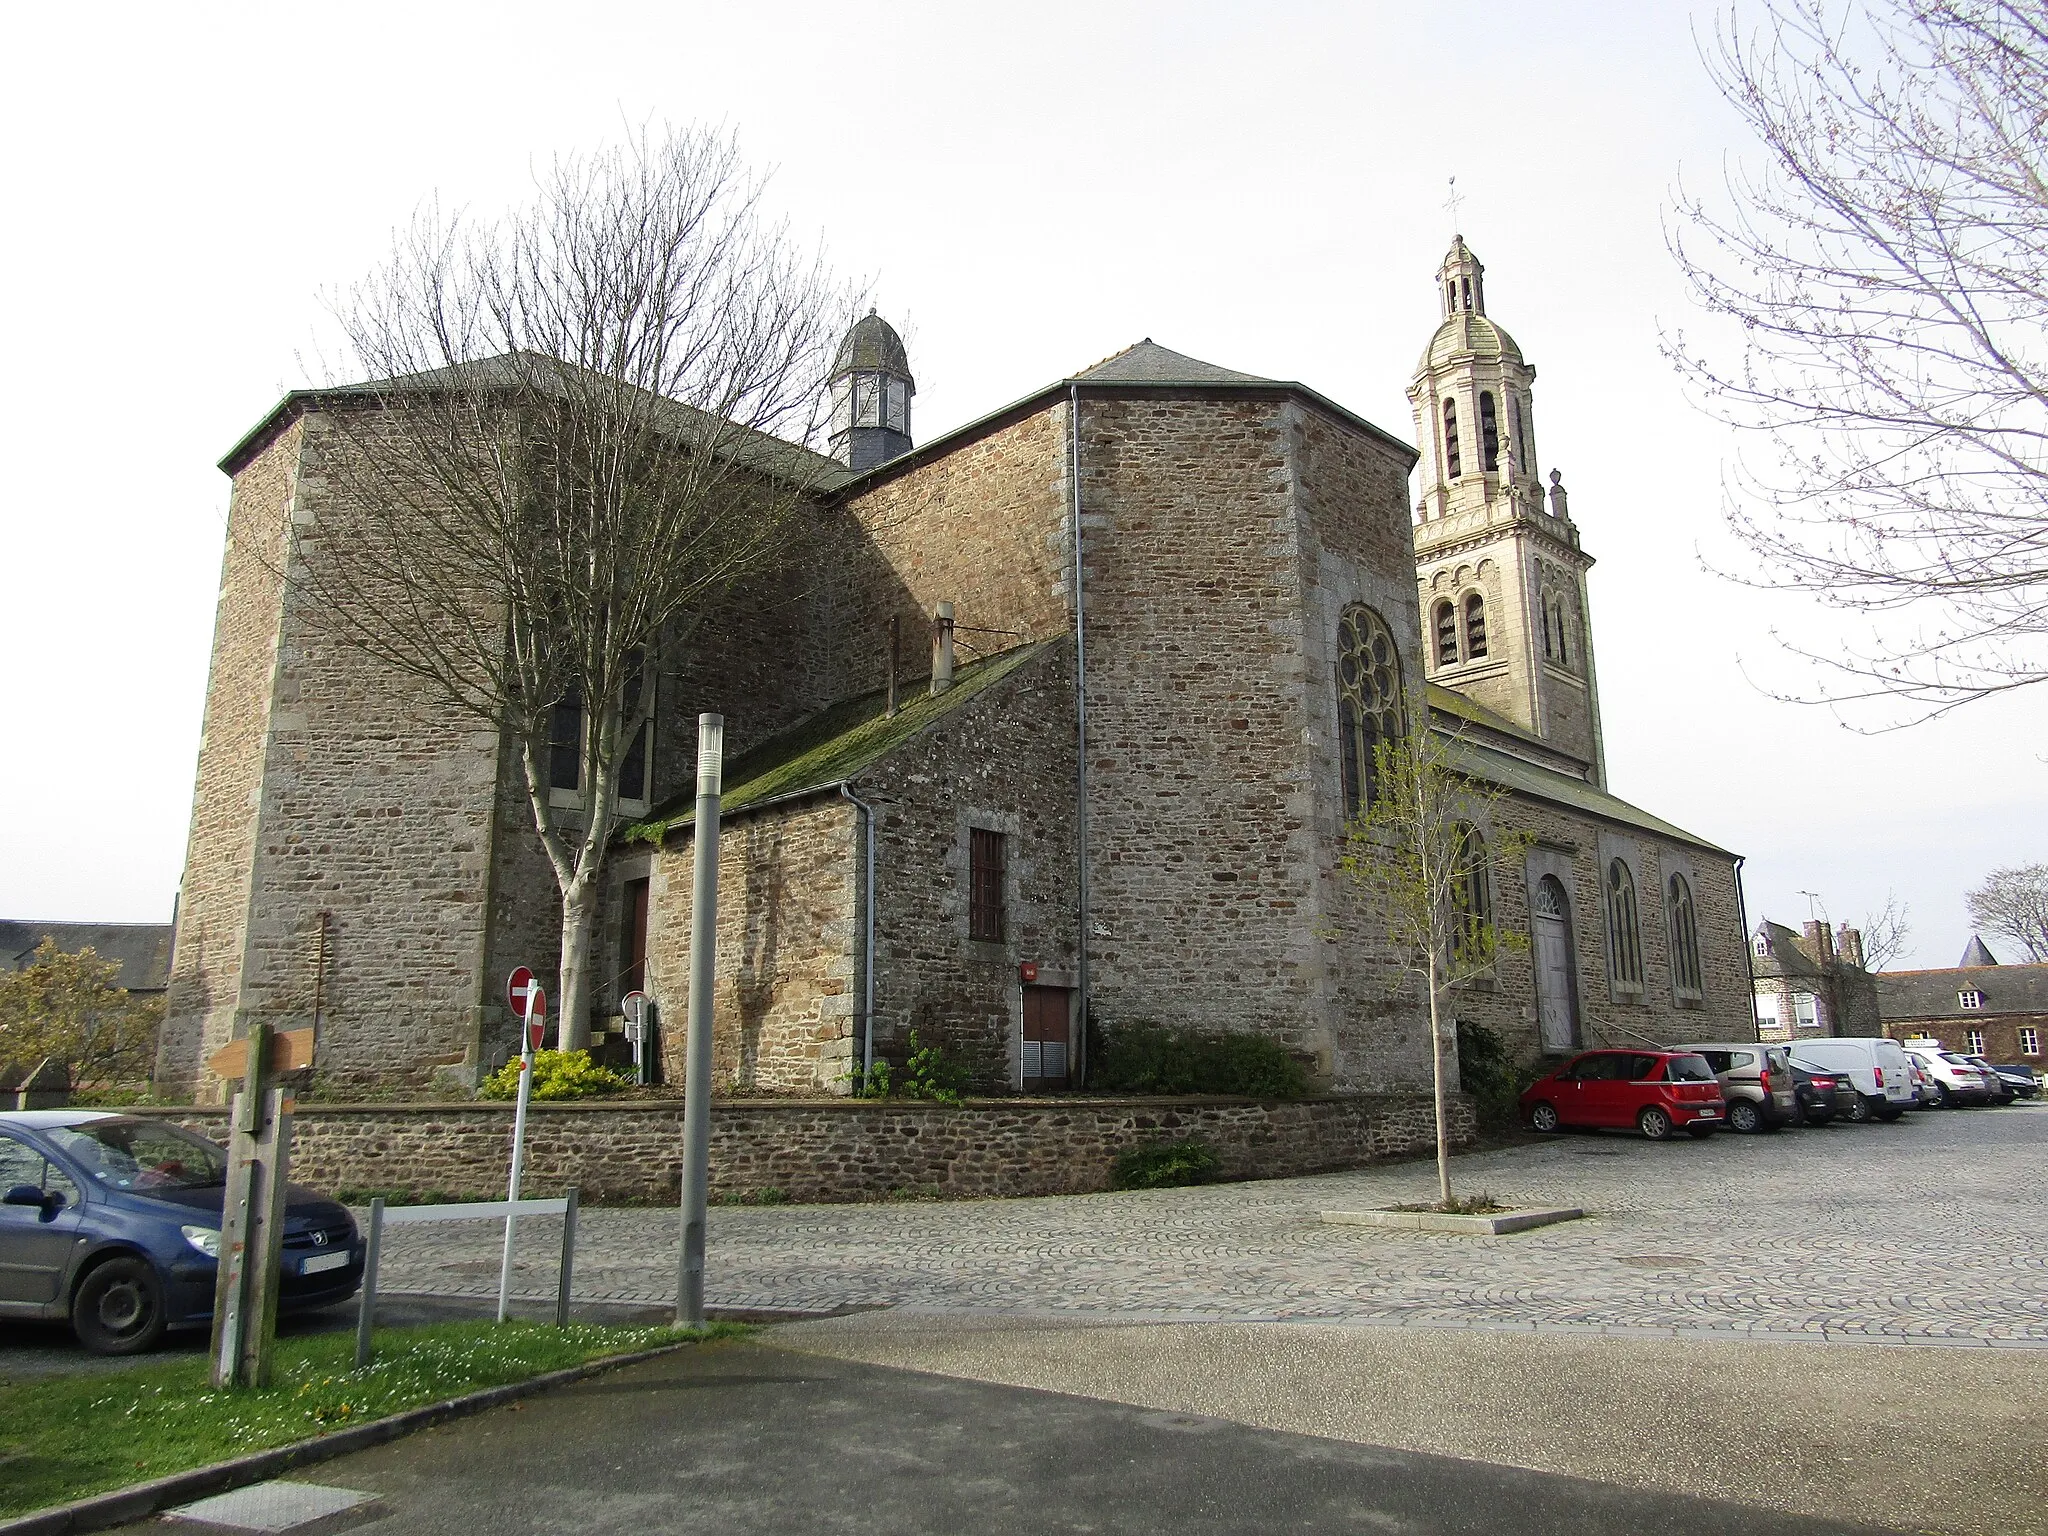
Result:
[141, 1092, 1473, 1204]
[159, 424, 302, 1096]
[646, 797, 860, 1093]
[1078, 396, 1331, 1069]
[856, 645, 1080, 1088]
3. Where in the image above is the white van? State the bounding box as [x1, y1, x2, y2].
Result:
[1786, 1037, 1915, 1122]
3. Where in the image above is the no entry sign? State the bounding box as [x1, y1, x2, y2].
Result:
[507, 967, 538, 1016]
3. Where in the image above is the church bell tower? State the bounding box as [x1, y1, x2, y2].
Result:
[1408, 237, 1607, 784]
[829, 311, 916, 472]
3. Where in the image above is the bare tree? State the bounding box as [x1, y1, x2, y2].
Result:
[1858, 891, 1913, 970]
[1966, 862, 2048, 959]
[1668, 0, 2048, 719]
[288, 124, 849, 1049]
[1330, 725, 1532, 1208]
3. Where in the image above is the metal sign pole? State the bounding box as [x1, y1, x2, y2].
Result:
[676, 714, 723, 1327]
[498, 989, 540, 1323]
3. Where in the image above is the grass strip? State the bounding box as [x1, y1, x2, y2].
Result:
[0, 1319, 746, 1519]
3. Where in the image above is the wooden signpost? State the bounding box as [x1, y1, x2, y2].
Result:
[206, 1024, 311, 1389]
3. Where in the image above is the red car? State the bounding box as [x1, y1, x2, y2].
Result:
[1520, 1050, 1726, 1141]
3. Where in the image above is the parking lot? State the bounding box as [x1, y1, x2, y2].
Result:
[374, 1099, 2048, 1346]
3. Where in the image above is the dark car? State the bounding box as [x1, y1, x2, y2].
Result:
[1961, 1055, 2020, 1105]
[0, 1111, 362, 1355]
[1986, 1062, 2042, 1100]
[1790, 1063, 1855, 1126]
[1520, 1050, 1726, 1141]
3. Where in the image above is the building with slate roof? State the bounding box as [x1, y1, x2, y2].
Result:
[158, 238, 1754, 1103]
[1748, 918, 1880, 1041]
[1, 921, 171, 996]
[1878, 938, 2048, 1066]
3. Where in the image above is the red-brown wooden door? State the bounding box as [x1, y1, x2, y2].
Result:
[1021, 986, 1071, 1091]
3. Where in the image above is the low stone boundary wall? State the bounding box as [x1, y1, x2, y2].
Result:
[133, 1093, 1472, 1205]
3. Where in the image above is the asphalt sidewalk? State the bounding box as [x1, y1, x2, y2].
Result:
[108, 1337, 1892, 1536]
[770, 1312, 2043, 1536]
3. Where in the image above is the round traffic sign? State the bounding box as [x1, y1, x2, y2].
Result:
[507, 966, 537, 1015]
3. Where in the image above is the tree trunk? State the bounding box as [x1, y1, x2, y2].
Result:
[1428, 951, 1452, 1209]
[557, 879, 597, 1051]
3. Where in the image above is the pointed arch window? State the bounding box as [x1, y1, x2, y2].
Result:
[1605, 859, 1645, 996]
[1433, 600, 1459, 667]
[1669, 874, 1704, 1001]
[1441, 400, 1462, 479]
[1462, 594, 1487, 659]
[1453, 823, 1493, 963]
[1337, 603, 1406, 818]
[1479, 392, 1500, 472]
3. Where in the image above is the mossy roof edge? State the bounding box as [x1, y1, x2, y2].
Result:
[621, 640, 1058, 844]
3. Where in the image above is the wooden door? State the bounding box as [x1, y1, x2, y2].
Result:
[1021, 986, 1072, 1091]
[1533, 875, 1579, 1054]
[623, 878, 650, 996]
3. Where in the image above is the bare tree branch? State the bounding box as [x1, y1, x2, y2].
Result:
[1965, 860, 2048, 957]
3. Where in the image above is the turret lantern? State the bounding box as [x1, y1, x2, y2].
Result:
[829, 310, 916, 472]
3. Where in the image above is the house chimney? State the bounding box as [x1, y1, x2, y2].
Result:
[930, 601, 955, 695]
[1802, 920, 1834, 963]
[1836, 924, 1865, 970]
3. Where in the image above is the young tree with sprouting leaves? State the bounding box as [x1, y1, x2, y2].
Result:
[283, 124, 852, 1049]
[1669, 0, 2048, 719]
[0, 941, 163, 1089]
[1332, 724, 1532, 1209]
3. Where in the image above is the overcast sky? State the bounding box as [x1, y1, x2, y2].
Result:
[3, 2, 2041, 971]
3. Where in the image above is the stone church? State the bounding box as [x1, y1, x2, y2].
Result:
[157, 237, 1752, 1103]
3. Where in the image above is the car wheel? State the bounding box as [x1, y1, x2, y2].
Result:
[1932, 1083, 1951, 1108]
[1844, 1095, 1874, 1124]
[71, 1255, 167, 1356]
[1528, 1101, 1561, 1134]
[1638, 1106, 1674, 1141]
[1686, 1124, 1716, 1139]
[1726, 1099, 1763, 1134]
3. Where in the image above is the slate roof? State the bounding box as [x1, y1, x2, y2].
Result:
[1959, 935, 2001, 968]
[1073, 340, 1278, 387]
[0, 922, 172, 993]
[1750, 920, 1828, 981]
[832, 312, 914, 383]
[1878, 961, 2048, 1020]
[622, 642, 1057, 843]
[1442, 734, 1733, 857]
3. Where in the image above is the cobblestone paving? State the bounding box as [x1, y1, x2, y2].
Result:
[372, 1101, 2048, 1349]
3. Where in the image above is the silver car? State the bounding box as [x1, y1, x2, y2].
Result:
[1671, 1042, 1800, 1133]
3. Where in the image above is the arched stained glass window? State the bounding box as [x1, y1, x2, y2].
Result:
[1441, 400, 1462, 479]
[1669, 875, 1704, 999]
[1606, 859, 1645, 993]
[1337, 603, 1406, 818]
[1463, 594, 1487, 659]
[1434, 600, 1459, 667]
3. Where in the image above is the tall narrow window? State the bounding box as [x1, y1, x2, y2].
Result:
[1462, 594, 1487, 659]
[1479, 392, 1500, 472]
[1453, 823, 1492, 961]
[1336, 604, 1406, 817]
[1540, 592, 1554, 660]
[969, 828, 1006, 942]
[619, 719, 650, 804]
[622, 877, 650, 996]
[1434, 600, 1458, 667]
[1552, 597, 1570, 668]
[1668, 874, 1703, 999]
[1509, 396, 1528, 470]
[549, 690, 583, 793]
[1605, 858, 1644, 994]
[1441, 400, 1462, 478]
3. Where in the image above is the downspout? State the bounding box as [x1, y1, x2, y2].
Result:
[1734, 853, 1756, 1041]
[1069, 383, 1092, 1084]
[839, 783, 878, 1078]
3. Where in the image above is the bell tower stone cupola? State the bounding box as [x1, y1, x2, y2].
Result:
[829, 310, 916, 472]
[1408, 236, 1607, 784]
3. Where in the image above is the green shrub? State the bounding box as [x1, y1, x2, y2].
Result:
[478, 1049, 633, 1102]
[897, 1030, 969, 1104]
[1089, 1021, 1310, 1099]
[1455, 1018, 1533, 1133]
[1112, 1137, 1222, 1190]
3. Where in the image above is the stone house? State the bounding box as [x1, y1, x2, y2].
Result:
[1749, 919, 1881, 1040]
[157, 238, 1753, 1104]
[1878, 938, 2048, 1064]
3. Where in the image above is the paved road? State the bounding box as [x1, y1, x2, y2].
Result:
[116, 1339, 1894, 1536]
[376, 1102, 2048, 1347]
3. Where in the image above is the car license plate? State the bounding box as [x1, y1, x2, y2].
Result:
[302, 1250, 349, 1275]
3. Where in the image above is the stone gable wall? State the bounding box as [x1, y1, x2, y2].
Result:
[137, 1091, 1472, 1204]
[159, 425, 303, 1097]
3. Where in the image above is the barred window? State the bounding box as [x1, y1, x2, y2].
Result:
[1463, 594, 1488, 659]
[1668, 874, 1703, 999]
[969, 829, 1006, 943]
[1337, 604, 1406, 818]
[1434, 600, 1459, 667]
[1605, 858, 1644, 994]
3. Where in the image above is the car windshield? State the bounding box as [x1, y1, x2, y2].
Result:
[1940, 1053, 1976, 1067]
[1665, 1054, 1716, 1082]
[45, 1118, 227, 1190]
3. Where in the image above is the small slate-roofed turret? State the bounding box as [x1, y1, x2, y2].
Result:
[829, 311, 915, 472]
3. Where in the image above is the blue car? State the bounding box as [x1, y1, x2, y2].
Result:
[0, 1111, 363, 1354]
